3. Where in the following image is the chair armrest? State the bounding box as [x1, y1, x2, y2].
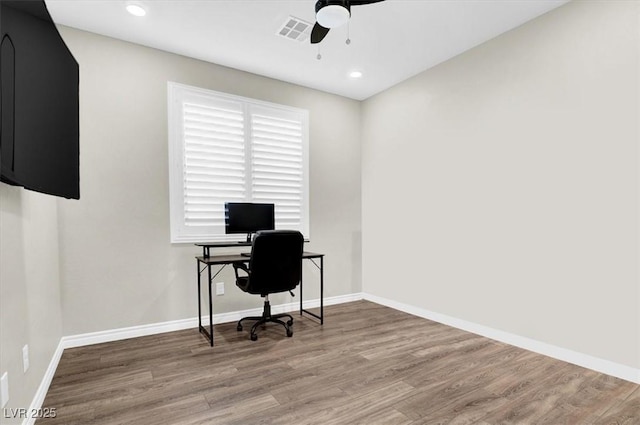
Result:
[232, 262, 250, 280]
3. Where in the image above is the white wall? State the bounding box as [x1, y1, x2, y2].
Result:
[362, 0, 639, 369]
[0, 186, 63, 424]
[55, 27, 362, 335]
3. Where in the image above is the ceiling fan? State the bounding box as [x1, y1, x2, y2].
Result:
[310, 0, 386, 44]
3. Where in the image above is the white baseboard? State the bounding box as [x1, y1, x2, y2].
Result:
[363, 293, 640, 384]
[23, 340, 65, 425]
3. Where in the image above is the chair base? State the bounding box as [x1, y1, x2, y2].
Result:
[237, 300, 293, 341]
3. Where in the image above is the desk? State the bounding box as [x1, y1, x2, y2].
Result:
[195, 249, 324, 346]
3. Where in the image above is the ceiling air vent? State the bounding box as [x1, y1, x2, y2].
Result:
[277, 16, 312, 43]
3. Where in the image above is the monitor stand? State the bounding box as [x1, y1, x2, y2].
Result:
[245, 233, 252, 243]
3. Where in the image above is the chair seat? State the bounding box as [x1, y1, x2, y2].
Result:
[236, 276, 265, 295]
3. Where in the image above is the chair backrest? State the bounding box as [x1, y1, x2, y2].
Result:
[247, 230, 304, 295]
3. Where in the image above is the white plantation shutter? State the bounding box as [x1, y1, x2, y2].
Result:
[168, 83, 309, 243]
[182, 101, 245, 228]
[250, 106, 305, 230]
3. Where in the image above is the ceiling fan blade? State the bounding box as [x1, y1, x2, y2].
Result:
[350, 0, 385, 5]
[310, 22, 330, 44]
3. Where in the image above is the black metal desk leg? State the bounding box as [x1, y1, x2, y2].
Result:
[197, 260, 202, 331]
[320, 256, 324, 324]
[208, 264, 213, 346]
[299, 269, 303, 316]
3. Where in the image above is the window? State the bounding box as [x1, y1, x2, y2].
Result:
[168, 82, 309, 243]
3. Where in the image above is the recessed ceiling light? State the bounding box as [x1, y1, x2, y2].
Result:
[349, 71, 363, 79]
[126, 2, 147, 17]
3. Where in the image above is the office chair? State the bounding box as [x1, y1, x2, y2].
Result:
[233, 230, 304, 341]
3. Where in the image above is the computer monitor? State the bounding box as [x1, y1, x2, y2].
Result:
[225, 202, 275, 242]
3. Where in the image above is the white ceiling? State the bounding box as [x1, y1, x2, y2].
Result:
[45, 0, 569, 101]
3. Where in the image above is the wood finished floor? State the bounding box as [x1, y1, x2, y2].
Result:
[39, 301, 639, 425]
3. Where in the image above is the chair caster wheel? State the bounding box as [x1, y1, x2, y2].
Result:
[250, 334, 258, 341]
[237, 324, 243, 331]
[286, 329, 293, 337]
[287, 319, 293, 326]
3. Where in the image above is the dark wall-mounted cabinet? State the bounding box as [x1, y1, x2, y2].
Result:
[1, 0, 79, 199]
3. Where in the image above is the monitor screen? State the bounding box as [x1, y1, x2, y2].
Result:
[225, 202, 275, 241]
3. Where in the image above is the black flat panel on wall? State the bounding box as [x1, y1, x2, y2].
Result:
[0, 0, 79, 199]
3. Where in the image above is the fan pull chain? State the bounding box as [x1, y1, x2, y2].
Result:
[346, 22, 351, 45]
[317, 44, 322, 60]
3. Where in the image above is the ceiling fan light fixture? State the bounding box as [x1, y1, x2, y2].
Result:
[316, 5, 350, 29]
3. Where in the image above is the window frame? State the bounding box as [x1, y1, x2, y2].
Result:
[168, 82, 309, 243]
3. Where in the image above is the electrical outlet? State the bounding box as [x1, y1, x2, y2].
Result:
[22, 345, 29, 373]
[216, 282, 225, 296]
[1, 372, 8, 408]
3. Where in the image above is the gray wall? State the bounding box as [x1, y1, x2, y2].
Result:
[361, 0, 639, 369]
[55, 27, 362, 336]
[0, 187, 63, 424]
